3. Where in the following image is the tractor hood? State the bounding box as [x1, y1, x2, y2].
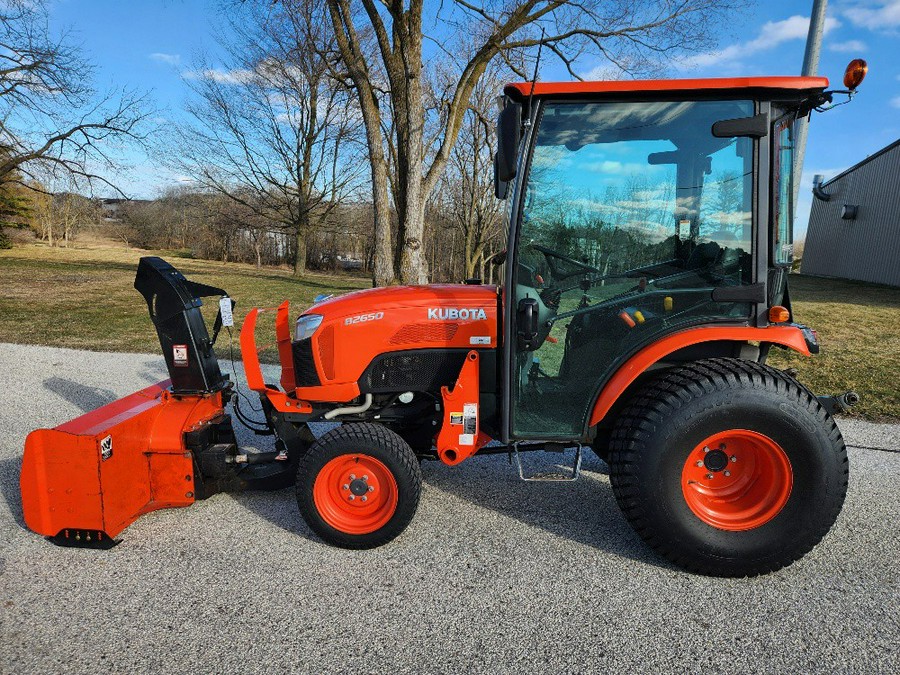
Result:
[291, 284, 499, 400]
[303, 284, 498, 326]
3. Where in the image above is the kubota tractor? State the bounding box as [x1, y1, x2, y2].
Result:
[21, 63, 869, 576]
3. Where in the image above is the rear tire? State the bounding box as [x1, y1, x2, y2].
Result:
[608, 358, 848, 577]
[296, 423, 422, 549]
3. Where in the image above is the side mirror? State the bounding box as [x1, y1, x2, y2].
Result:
[517, 296, 540, 350]
[495, 102, 522, 184]
[494, 153, 509, 200]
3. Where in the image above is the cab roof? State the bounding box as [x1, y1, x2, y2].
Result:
[504, 76, 829, 101]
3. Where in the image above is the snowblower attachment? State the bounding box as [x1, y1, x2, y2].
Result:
[20, 257, 243, 547]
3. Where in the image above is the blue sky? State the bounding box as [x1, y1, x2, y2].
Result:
[47, 0, 900, 235]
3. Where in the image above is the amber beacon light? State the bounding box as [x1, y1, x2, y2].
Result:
[843, 58, 868, 91]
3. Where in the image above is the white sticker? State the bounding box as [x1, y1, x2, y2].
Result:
[678, 219, 691, 240]
[219, 297, 234, 327]
[173, 344, 189, 367]
[100, 435, 113, 461]
[462, 403, 477, 436]
[470, 336, 491, 345]
[458, 433, 475, 446]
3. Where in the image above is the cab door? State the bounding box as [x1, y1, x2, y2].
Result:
[507, 98, 759, 440]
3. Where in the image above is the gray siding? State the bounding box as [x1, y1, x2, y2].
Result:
[802, 139, 900, 287]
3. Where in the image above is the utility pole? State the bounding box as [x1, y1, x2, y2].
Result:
[793, 0, 828, 211]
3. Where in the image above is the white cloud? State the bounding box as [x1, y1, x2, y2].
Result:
[149, 52, 181, 65]
[828, 39, 867, 52]
[183, 68, 256, 85]
[842, 1, 900, 30]
[890, 95, 900, 108]
[678, 15, 840, 69]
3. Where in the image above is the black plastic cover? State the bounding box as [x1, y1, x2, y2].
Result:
[134, 256, 229, 394]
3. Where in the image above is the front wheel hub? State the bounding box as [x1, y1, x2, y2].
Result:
[313, 454, 399, 535]
[682, 430, 793, 531]
[703, 449, 729, 472]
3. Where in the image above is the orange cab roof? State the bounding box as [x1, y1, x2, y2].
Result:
[504, 76, 829, 100]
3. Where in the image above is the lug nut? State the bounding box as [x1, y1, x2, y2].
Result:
[703, 446, 710, 453]
[349, 474, 356, 480]
[719, 444, 726, 451]
[362, 475, 368, 480]
[696, 460, 704, 467]
[348, 495, 355, 501]
[361, 496, 368, 502]
[724, 470, 731, 477]
[706, 473, 714, 480]
[368, 486, 375, 492]
[731, 455, 737, 463]
[342, 484, 349, 490]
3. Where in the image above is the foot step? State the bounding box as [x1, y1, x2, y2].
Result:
[513, 444, 582, 482]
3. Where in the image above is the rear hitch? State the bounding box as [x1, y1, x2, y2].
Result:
[818, 391, 861, 415]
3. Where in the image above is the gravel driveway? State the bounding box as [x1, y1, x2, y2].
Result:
[1, 343, 898, 674]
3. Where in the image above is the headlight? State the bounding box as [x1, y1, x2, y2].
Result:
[295, 314, 323, 341]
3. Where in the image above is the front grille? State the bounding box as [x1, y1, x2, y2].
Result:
[317, 325, 335, 380]
[362, 349, 468, 393]
[292, 339, 321, 387]
[389, 322, 458, 345]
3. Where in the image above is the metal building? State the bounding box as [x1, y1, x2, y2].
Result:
[802, 138, 900, 287]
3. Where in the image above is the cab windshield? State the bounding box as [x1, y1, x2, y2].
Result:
[512, 98, 758, 438]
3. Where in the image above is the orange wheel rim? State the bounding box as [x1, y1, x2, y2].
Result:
[313, 454, 398, 535]
[681, 429, 793, 531]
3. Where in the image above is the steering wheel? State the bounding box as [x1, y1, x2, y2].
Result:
[530, 244, 602, 280]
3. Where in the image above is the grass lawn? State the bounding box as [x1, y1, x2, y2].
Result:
[1, 243, 897, 422]
[0, 243, 368, 363]
[767, 274, 900, 422]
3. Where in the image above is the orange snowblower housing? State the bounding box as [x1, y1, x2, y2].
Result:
[21, 70, 865, 576]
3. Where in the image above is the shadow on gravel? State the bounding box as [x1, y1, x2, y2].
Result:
[137, 359, 169, 385]
[43, 377, 118, 412]
[232, 442, 669, 569]
[231, 488, 321, 542]
[420, 451, 672, 571]
[0, 457, 26, 528]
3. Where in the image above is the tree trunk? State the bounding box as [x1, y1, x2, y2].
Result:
[293, 226, 307, 277]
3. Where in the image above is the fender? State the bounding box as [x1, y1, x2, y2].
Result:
[588, 325, 812, 427]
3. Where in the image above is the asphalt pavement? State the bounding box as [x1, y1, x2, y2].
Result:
[1, 343, 898, 674]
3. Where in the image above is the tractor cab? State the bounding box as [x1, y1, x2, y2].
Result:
[495, 77, 831, 440]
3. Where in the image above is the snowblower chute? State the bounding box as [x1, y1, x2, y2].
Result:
[20, 257, 241, 546]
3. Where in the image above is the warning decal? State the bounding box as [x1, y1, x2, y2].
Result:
[173, 344, 189, 367]
[457, 403, 477, 445]
[449, 413, 464, 425]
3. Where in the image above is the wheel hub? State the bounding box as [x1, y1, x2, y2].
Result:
[681, 429, 793, 531]
[349, 478, 369, 496]
[313, 454, 399, 535]
[703, 449, 729, 472]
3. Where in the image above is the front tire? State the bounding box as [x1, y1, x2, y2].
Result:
[296, 423, 422, 549]
[609, 358, 848, 577]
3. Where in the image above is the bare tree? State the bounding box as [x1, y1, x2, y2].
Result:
[0, 0, 151, 195]
[174, 0, 364, 276]
[439, 68, 506, 281]
[322, 0, 739, 285]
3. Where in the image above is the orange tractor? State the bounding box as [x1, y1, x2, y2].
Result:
[21, 64, 867, 575]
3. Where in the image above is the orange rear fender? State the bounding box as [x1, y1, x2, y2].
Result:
[588, 325, 811, 427]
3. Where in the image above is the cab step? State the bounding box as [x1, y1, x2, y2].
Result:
[512, 443, 582, 481]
